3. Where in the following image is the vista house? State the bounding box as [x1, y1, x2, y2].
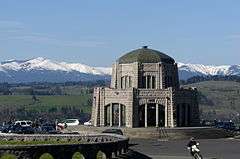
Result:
[91, 46, 200, 128]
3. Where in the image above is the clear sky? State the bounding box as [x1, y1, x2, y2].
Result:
[0, 0, 239, 66]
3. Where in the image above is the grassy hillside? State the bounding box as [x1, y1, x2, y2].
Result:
[0, 95, 92, 122]
[184, 81, 240, 121]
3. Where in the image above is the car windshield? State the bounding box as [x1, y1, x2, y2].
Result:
[65, 119, 77, 123]
[21, 122, 26, 125]
[27, 121, 32, 125]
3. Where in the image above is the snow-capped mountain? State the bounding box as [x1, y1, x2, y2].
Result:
[0, 57, 111, 75]
[178, 63, 240, 80]
[0, 57, 111, 83]
[0, 57, 239, 83]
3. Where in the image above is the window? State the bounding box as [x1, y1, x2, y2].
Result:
[147, 76, 151, 89]
[121, 76, 132, 89]
[142, 76, 146, 88]
[152, 76, 156, 89]
[125, 76, 127, 88]
[129, 76, 132, 87]
[121, 77, 124, 89]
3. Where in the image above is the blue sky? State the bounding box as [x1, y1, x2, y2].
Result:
[0, 1, 239, 66]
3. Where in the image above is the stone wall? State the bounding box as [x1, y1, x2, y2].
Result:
[0, 134, 129, 159]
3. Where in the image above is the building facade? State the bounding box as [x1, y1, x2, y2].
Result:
[91, 46, 200, 128]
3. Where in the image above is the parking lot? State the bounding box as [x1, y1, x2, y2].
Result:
[129, 138, 240, 159]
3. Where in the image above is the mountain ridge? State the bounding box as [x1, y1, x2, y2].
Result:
[0, 57, 239, 82]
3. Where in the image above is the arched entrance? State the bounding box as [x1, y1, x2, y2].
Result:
[147, 103, 156, 126]
[158, 105, 165, 127]
[139, 103, 165, 127]
[104, 103, 126, 127]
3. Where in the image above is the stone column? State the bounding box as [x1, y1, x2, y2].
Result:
[119, 104, 121, 127]
[145, 76, 148, 88]
[145, 103, 148, 127]
[156, 104, 159, 127]
[165, 98, 168, 127]
[165, 104, 168, 127]
[110, 103, 113, 127]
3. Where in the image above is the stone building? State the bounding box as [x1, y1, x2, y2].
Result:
[91, 46, 200, 128]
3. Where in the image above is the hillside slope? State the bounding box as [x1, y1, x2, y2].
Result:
[184, 81, 240, 121]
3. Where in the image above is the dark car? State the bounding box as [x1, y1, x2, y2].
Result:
[102, 129, 123, 135]
[216, 121, 236, 131]
[0, 125, 4, 132]
[1, 125, 11, 133]
[40, 126, 60, 134]
[20, 126, 35, 134]
[1, 124, 21, 133]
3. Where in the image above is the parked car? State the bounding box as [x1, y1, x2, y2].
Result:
[40, 126, 60, 134]
[20, 126, 35, 134]
[83, 120, 92, 126]
[1, 125, 13, 133]
[14, 120, 32, 127]
[102, 129, 123, 135]
[1, 124, 20, 133]
[2, 124, 34, 134]
[58, 119, 80, 127]
[215, 121, 236, 131]
[0, 125, 4, 132]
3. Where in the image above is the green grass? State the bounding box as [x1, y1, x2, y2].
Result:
[0, 154, 16, 159]
[0, 95, 89, 106]
[0, 95, 91, 112]
[0, 94, 92, 122]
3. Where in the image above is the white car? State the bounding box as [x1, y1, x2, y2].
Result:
[58, 119, 80, 127]
[84, 120, 92, 126]
[14, 120, 32, 127]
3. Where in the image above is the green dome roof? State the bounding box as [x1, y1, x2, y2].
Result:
[117, 46, 175, 64]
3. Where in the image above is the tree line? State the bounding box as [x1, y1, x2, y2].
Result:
[180, 75, 240, 85]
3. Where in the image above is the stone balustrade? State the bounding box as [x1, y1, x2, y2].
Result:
[0, 134, 129, 159]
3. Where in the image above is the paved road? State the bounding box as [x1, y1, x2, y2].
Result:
[128, 138, 240, 159]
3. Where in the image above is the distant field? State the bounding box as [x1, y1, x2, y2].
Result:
[0, 95, 92, 122]
[0, 95, 91, 112]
